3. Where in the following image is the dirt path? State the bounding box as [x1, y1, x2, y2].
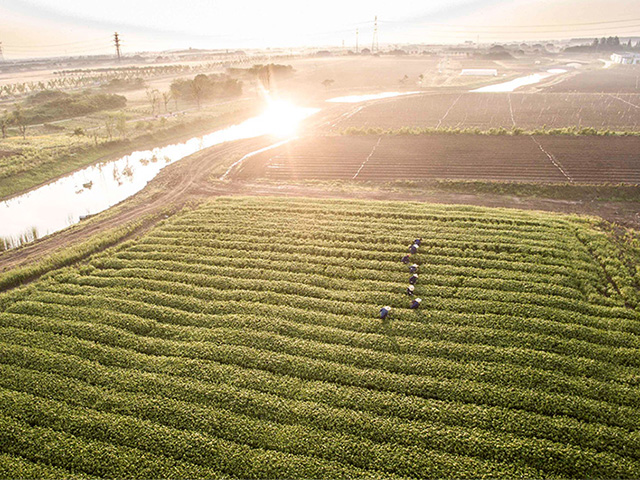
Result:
[2, 105, 639, 274]
[0, 137, 270, 272]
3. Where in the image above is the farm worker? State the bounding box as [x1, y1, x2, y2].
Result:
[380, 306, 391, 320]
[409, 263, 419, 274]
[409, 274, 419, 285]
[406, 285, 415, 296]
[409, 243, 419, 255]
[410, 298, 422, 309]
[401, 254, 411, 264]
[413, 238, 422, 246]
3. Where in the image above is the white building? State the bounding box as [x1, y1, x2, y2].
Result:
[611, 53, 640, 65]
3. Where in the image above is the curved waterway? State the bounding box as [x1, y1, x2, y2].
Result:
[470, 69, 567, 93]
[0, 103, 318, 250]
[326, 91, 422, 103]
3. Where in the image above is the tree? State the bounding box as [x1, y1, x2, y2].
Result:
[11, 105, 27, 140]
[170, 83, 181, 110]
[162, 91, 171, 113]
[191, 74, 208, 109]
[0, 114, 9, 139]
[321, 79, 335, 89]
[146, 89, 160, 116]
[115, 112, 127, 139]
[104, 114, 116, 141]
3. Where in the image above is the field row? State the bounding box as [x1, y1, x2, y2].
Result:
[0, 197, 638, 478]
[236, 135, 640, 184]
[334, 92, 640, 131]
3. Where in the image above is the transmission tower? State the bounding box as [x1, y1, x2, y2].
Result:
[0, 43, 4, 62]
[356, 28, 359, 53]
[372, 16, 379, 53]
[113, 32, 122, 62]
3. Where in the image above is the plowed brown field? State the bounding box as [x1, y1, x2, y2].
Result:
[333, 93, 640, 131]
[235, 135, 640, 184]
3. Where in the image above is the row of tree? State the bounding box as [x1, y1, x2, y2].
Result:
[169, 74, 243, 109]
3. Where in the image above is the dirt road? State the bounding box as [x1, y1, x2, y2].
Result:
[1, 103, 638, 275]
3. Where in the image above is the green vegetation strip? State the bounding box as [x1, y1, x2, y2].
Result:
[0, 213, 159, 295]
[0, 197, 639, 478]
[341, 126, 640, 136]
[0, 107, 252, 199]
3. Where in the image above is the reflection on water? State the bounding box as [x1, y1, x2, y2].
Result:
[471, 69, 567, 93]
[327, 91, 422, 103]
[0, 102, 318, 250]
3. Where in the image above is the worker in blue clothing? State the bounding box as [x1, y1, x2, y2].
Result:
[409, 263, 418, 274]
[409, 274, 418, 285]
[413, 238, 422, 246]
[410, 298, 422, 309]
[401, 254, 411, 264]
[380, 306, 391, 320]
[409, 243, 419, 255]
[406, 285, 415, 296]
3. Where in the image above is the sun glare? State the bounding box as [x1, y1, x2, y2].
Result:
[261, 99, 314, 137]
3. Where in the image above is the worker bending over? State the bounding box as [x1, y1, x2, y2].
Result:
[401, 254, 411, 264]
[409, 263, 418, 274]
[410, 298, 422, 309]
[406, 285, 415, 296]
[380, 306, 391, 320]
[409, 244, 419, 255]
[409, 274, 418, 285]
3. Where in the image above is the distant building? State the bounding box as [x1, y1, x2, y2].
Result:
[611, 53, 640, 65]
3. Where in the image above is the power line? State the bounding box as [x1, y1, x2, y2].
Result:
[377, 16, 640, 29]
[1, 37, 111, 50]
[412, 24, 640, 34]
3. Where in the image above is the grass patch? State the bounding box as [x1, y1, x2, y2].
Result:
[0, 106, 255, 199]
[340, 126, 640, 136]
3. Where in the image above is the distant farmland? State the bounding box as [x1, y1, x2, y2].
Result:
[544, 66, 640, 93]
[333, 92, 640, 131]
[236, 135, 640, 184]
[0, 197, 639, 478]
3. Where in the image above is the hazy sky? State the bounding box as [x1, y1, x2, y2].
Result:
[2, 0, 640, 58]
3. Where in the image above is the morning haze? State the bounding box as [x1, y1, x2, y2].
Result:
[0, 1, 639, 479]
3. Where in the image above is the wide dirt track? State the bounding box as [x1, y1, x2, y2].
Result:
[333, 92, 640, 131]
[235, 135, 640, 184]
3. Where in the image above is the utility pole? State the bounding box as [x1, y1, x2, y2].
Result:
[356, 28, 359, 54]
[0, 42, 4, 62]
[113, 32, 122, 62]
[372, 16, 379, 53]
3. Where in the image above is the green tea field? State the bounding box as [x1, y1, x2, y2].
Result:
[0, 197, 639, 479]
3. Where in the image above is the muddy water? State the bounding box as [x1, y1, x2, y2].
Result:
[0, 104, 318, 250]
[471, 69, 568, 93]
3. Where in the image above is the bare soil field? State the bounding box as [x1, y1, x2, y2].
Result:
[543, 65, 640, 93]
[333, 92, 640, 131]
[235, 135, 640, 184]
